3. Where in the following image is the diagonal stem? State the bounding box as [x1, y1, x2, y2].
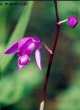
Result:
[40, 0, 61, 110]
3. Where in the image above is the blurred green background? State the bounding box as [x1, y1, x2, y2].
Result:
[0, 1, 80, 110]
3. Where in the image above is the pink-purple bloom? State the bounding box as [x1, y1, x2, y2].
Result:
[57, 16, 78, 28]
[67, 16, 78, 28]
[4, 36, 42, 70]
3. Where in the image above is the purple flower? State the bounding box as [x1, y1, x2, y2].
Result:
[57, 16, 78, 28]
[67, 16, 78, 28]
[4, 36, 42, 70]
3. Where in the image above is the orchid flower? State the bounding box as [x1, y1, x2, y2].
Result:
[57, 16, 78, 28]
[4, 36, 52, 70]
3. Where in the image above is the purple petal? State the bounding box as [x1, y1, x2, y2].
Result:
[32, 36, 41, 43]
[18, 38, 33, 56]
[27, 42, 35, 51]
[32, 37, 41, 49]
[35, 49, 42, 70]
[18, 54, 30, 69]
[18, 55, 30, 65]
[18, 36, 41, 56]
[67, 16, 78, 28]
[18, 37, 33, 49]
[18, 63, 25, 69]
[5, 42, 18, 54]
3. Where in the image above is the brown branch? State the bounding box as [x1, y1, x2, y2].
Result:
[41, 0, 61, 109]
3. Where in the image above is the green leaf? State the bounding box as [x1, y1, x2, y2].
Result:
[0, 5, 9, 43]
[0, 1, 34, 71]
[0, 64, 43, 105]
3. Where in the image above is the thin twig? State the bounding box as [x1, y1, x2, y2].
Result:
[40, 0, 61, 110]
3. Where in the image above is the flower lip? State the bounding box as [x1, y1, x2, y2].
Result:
[18, 64, 25, 69]
[18, 54, 30, 65]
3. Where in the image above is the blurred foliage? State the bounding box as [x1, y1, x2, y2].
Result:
[0, 1, 79, 110]
[0, 64, 43, 105]
[57, 70, 80, 110]
[0, 1, 33, 71]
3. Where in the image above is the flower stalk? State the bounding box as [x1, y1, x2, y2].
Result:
[40, 0, 61, 109]
[57, 19, 68, 25]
